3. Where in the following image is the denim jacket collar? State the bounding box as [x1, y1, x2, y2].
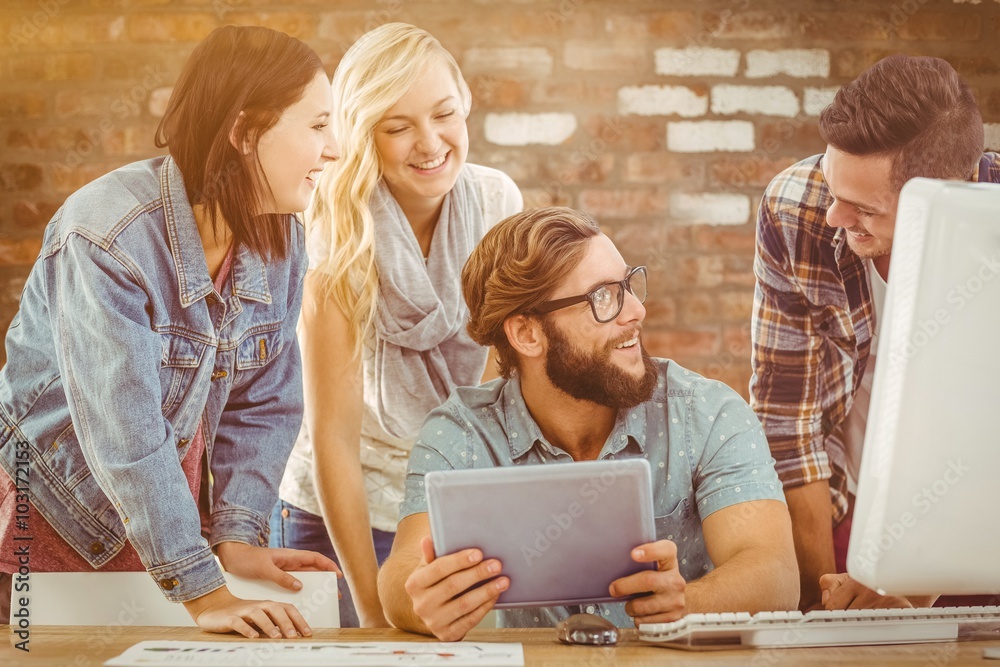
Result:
[161, 156, 272, 308]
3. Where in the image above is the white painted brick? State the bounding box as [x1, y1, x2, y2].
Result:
[745, 49, 830, 78]
[149, 87, 172, 118]
[463, 47, 553, 75]
[711, 85, 798, 117]
[986, 123, 1000, 151]
[804, 86, 839, 116]
[654, 47, 740, 77]
[618, 85, 708, 118]
[667, 121, 755, 153]
[484, 112, 577, 146]
[671, 193, 751, 226]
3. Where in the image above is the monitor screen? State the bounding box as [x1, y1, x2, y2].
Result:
[848, 177, 1000, 596]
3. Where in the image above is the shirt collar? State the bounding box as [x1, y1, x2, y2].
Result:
[160, 156, 272, 308]
[602, 404, 648, 458]
[501, 374, 648, 461]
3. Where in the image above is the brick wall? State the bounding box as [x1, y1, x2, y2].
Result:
[2, 0, 999, 395]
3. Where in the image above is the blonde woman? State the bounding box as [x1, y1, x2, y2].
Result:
[271, 23, 522, 628]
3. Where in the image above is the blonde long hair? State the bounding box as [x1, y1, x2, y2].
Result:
[308, 23, 471, 357]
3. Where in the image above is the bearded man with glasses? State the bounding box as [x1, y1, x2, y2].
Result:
[378, 207, 799, 641]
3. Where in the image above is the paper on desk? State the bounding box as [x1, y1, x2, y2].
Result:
[104, 640, 525, 666]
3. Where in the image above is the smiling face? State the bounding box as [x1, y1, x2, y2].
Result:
[256, 69, 339, 215]
[821, 145, 899, 260]
[373, 57, 469, 214]
[538, 234, 658, 409]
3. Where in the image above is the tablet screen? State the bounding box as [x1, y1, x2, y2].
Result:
[426, 458, 656, 608]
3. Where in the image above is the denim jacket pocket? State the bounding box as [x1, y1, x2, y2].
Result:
[41, 422, 88, 486]
[38, 425, 128, 558]
[72, 471, 127, 538]
[235, 325, 284, 371]
[160, 333, 206, 414]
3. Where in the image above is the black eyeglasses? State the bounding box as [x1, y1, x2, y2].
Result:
[532, 266, 647, 323]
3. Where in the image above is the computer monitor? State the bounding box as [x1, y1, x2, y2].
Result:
[848, 177, 1000, 596]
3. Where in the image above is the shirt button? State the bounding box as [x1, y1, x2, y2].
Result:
[89, 542, 105, 555]
[160, 578, 179, 591]
[206, 294, 217, 305]
[586, 605, 596, 614]
[177, 438, 190, 449]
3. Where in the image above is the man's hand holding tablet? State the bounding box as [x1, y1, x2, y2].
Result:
[403, 538, 509, 642]
[394, 459, 658, 640]
[609, 540, 687, 625]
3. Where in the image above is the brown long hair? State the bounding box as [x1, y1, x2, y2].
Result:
[819, 55, 983, 190]
[462, 207, 601, 378]
[156, 25, 324, 259]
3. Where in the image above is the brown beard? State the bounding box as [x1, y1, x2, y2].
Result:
[540, 317, 658, 409]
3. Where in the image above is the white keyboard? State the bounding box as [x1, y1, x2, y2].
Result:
[639, 606, 1000, 650]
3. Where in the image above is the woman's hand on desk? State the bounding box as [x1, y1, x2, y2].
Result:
[182, 585, 310, 639]
[181, 544, 342, 638]
[609, 539, 687, 625]
[404, 537, 508, 642]
[216, 541, 342, 594]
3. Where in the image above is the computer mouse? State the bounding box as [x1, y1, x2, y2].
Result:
[556, 612, 619, 646]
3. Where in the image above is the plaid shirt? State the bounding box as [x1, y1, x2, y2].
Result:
[750, 152, 1000, 522]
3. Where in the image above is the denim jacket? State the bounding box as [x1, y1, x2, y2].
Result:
[0, 156, 307, 602]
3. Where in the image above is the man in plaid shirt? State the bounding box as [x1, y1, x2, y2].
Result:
[750, 54, 999, 610]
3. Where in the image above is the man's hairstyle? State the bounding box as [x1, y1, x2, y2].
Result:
[819, 54, 983, 190]
[156, 25, 324, 259]
[462, 207, 601, 379]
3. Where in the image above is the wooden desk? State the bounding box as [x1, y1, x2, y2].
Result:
[4, 626, 1000, 665]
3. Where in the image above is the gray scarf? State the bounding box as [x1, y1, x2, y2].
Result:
[370, 166, 489, 441]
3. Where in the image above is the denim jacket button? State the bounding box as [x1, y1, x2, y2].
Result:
[160, 578, 179, 591]
[211, 370, 228, 381]
[281, 508, 290, 518]
[89, 541, 105, 555]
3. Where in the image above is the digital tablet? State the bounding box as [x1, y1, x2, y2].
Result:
[425, 458, 656, 609]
